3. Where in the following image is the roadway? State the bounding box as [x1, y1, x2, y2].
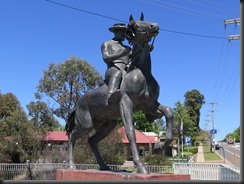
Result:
[216, 142, 240, 168]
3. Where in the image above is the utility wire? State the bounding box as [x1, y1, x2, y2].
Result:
[159, 28, 226, 39]
[141, 0, 225, 20]
[146, 0, 226, 19]
[185, 0, 238, 16]
[45, 0, 227, 40]
[45, 0, 126, 23]
[202, 0, 238, 11]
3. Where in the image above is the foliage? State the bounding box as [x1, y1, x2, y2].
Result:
[133, 111, 154, 132]
[195, 129, 211, 144]
[173, 101, 198, 146]
[133, 111, 165, 134]
[173, 89, 205, 146]
[184, 89, 205, 129]
[224, 126, 240, 142]
[35, 56, 103, 121]
[27, 101, 61, 130]
[185, 146, 198, 154]
[0, 92, 22, 120]
[74, 126, 126, 165]
[142, 154, 172, 166]
[173, 101, 192, 135]
[0, 92, 48, 163]
[40, 145, 67, 163]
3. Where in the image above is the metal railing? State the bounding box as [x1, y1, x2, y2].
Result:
[173, 163, 240, 181]
[0, 162, 240, 181]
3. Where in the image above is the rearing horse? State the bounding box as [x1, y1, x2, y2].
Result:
[65, 13, 174, 174]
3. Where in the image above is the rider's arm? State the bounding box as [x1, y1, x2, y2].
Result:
[101, 41, 129, 64]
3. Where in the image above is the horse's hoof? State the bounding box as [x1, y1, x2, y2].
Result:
[137, 167, 148, 174]
[99, 166, 111, 171]
[68, 164, 76, 170]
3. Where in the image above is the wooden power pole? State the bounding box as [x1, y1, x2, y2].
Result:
[224, 18, 240, 41]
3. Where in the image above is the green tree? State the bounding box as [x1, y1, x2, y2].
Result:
[173, 101, 198, 147]
[35, 56, 103, 121]
[0, 92, 46, 163]
[0, 92, 23, 121]
[27, 100, 61, 130]
[152, 118, 165, 135]
[196, 129, 211, 144]
[133, 111, 154, 132]
[224, 126, 240, 142]
[184, 89, 205, 129]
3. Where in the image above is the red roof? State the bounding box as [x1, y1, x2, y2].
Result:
[44, 128, 158, 144]
[44, 131, 68, 141]
[119, 127, 157, 144]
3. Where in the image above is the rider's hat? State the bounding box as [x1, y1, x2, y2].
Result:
[109, 23, 127, 32]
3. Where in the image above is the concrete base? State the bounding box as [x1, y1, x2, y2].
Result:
[56, 169, 191, 181]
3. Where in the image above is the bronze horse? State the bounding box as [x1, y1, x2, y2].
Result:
[65, 13, 174, 174]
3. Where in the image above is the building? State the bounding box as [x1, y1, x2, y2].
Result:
[43, 127, 160, 161]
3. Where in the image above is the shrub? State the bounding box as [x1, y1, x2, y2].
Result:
[142, 154, 172, 166]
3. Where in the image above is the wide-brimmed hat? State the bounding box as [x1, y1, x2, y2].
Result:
[109, 23, 127, 32]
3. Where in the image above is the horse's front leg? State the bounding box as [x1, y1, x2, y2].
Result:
[119, 93, 148, 174]
[68, 133, 76, 170]
[154, 104, 174, 154]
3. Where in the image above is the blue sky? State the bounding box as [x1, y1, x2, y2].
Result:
[0, 0, 240, 141]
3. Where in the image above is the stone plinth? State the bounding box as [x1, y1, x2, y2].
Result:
[56, 169, 191, 180]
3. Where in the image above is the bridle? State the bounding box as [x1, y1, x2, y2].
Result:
[126, 20, 156, 49]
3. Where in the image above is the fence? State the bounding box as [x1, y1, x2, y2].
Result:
[173, 163, 240, 181]
[0, 162, 240, 181]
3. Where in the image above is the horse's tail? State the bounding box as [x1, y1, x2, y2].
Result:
[65, 109, 76, 136]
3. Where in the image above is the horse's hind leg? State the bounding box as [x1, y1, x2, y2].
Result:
[68, 108, 93, 169]
[68, 126, 93, 169]
[120, 93, 148, 174]
[154, 104, 174, 153]
[88, 121, 117, 170]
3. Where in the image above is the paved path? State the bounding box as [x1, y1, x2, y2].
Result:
[196, 144, 205, 162]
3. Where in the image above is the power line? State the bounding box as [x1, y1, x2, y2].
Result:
[185, 0, 237, 16]
[143, 0, 226, 19]
[212, 18, 240, 102]
[45, 0, 126, 23]
[45, 0, 228, 40]
[141, 0, 223, 20]
[159, 28, 226, 39]
[202, 0, 237, 11]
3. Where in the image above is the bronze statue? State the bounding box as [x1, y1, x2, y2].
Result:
[101, 23, 132, 105]
[65, 13, 174, 174]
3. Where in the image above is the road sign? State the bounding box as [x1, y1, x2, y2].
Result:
[210, 129, 217, 134]
[227, 136, 235, 144]
[185, 136, 191, 146]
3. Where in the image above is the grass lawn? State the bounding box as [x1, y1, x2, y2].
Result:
[203, 145, 222, 161]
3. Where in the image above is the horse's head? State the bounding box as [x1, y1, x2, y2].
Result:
[126, 12, 159, 46]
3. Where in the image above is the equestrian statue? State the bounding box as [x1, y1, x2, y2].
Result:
[65, 13, 174, 174]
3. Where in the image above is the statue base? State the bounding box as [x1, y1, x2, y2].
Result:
[56, 169, 191, 180]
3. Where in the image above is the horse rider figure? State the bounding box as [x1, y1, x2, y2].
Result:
[101, 23, 132, 105]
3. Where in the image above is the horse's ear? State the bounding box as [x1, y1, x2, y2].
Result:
[140, 12, 144, 21]
[129, 15, 134, 21]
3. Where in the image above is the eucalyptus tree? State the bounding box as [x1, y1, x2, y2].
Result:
[184, 89, 205, 129]
[35, 56, 103, 121]
[27, 100, 60, 130]
[0, 92, 43, 162]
